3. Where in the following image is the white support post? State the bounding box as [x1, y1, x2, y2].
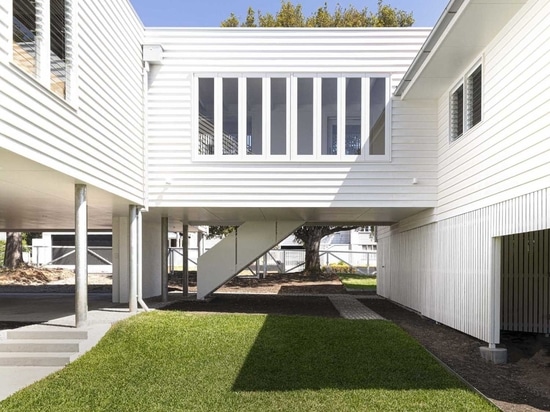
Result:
[137, 209, 143, 300]
[128, 206, 138, 313]
[74, 184, 88, 328]
[489, 237, 502, 346]
[161, 217, 169, 302]
[182, 225, 189, 296]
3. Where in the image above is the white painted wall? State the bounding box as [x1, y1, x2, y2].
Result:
[145, 28, 437, 210]
[0, 0, 145, 205]
[379, 0, 550, 344]
[436, 0, 550, 221]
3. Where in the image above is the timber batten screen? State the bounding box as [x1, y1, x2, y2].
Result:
[501, 230, 550, 334]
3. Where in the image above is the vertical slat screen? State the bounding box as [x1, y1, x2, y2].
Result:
[501, 229, 550, 333]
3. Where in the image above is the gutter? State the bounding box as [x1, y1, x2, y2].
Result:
[394, 0, 465, 98]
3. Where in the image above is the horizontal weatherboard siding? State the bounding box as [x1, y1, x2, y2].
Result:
[145, 28, 436, 210]
[0, 0, 145, 203]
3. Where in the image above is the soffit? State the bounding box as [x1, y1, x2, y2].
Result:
[402, 0, 527, 100]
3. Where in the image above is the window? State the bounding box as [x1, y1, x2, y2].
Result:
[50, 0, 67, 98]
[12, 0, 36, 76]
[246, 78, 263, 155]
[222, 78, 239, 155]
[369, 77, 387, 155]
[450, 85, 463, 140]
[12, 0, 69, 99]
[195, 74, 389, 161]
[450, 63, 482, 141]
[198, 78, 215, 155]
[466, 66, 482, 129]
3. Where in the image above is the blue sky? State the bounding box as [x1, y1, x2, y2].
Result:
[130, 0, 450, 28]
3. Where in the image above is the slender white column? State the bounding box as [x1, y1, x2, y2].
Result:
[182, 225, 189, 296]
[161, 217, 168, 301]
[129, 205, 138, 313]
[74, 184, 88, 328]
[137, 209, 143, 300]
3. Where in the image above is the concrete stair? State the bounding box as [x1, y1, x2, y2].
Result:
[0, 326, 109, 367]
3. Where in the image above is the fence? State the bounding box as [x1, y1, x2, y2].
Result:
[168, 247, 377, 277]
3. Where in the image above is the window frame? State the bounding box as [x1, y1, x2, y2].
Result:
[9, 0, 74, 102]
[449, 59, 483, 143]
[193, 72, 392, 162]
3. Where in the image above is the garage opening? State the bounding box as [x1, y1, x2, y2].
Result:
[501, 229, 549, 334]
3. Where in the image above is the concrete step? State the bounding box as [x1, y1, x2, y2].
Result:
[6, 329, 89, 340]
[0, 352, 76, 367]
[0, 340, 81, 353]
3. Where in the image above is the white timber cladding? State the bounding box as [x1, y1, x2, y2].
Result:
[379, 188, 550, 343]
[437, 0, 550, 221]
[379, 0, 550, 343]
[145, 28, 437, 208]
[0, 0, 145, 203]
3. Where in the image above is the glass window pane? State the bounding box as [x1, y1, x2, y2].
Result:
[345, 78, 362, 155]
[321, 78, 337, 155]
[50, 0, 66, 98]
[297, 78, 313, 155]
[450, 85, 464, 140]
[223, 78, 239, 155]
[270, 78, 286, 155]
[247, 78, 262, 155]
[467, 66, 482, 129]
[198, 78, 215, 155]
[13, 0, 37, 76]
[369, 77, 386, 155]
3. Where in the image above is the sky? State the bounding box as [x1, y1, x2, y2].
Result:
[129, 0, 450, 28]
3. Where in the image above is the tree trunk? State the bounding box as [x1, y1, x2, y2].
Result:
[303, 234, 322, 277]
[4, 232, 24, 269]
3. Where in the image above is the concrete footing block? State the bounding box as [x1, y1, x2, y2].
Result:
[479, 346, 507, 364]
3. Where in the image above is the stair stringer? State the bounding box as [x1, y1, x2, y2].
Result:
[197, 221, 304, 299]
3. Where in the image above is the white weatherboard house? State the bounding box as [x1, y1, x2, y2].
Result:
[0, 0, 548, 358]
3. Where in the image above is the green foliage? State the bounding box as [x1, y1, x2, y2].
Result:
[206, 226, 237, 239]
[323, 261, 356, 274]
[0, 312, 496, 411]
[221, 0, 414, 28]
[339, 274, 377, 290]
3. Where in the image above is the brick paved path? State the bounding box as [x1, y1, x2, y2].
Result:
[329, 295, 385, 320]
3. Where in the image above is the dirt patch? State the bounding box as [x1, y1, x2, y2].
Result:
[361, 299, 550, 412]
[0, 267, 112, 293]
[0, 267, 74, 285]
[169, 270, 346, 295]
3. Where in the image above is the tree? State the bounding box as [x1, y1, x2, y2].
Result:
[294, 226, 360, 277]
[218, 1, 413, 275]
[221, 0, 414, 28]
[3, 232, 24, 269]
[2, 232, 40, 269]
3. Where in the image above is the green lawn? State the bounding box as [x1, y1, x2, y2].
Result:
[0, 312, 496, 412]
[339, 274, 377, 290]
